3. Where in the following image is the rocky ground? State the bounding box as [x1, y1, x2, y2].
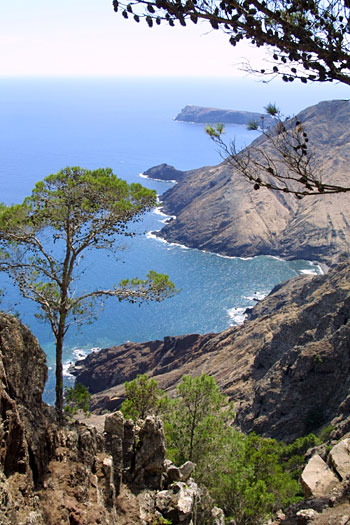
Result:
[158, 100, 350, 264]
[0, 313, 221, 525]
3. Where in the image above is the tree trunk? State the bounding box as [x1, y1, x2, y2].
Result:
[55, 325, 65, 419]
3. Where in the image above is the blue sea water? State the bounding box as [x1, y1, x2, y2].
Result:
[0, 76, 348, 403]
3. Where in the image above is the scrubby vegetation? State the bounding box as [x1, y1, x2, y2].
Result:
[121, 373, 335, 524]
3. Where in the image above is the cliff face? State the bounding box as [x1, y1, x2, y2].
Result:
[72, 262, 350, 443]
[159, 100, 350, 263]
[0, 313, 206, 525]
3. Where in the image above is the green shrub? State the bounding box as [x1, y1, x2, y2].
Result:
[121, 373, 169, 421]
[64, 382, 91, 415]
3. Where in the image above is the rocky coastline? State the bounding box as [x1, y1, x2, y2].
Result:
[72, 260, 350, 443]
[3, 98, 350, 524]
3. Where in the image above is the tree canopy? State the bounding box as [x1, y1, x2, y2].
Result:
[113, 0, 350, 86]
[0, 167, 176, 415]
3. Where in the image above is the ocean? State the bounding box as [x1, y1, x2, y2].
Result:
[0, 76, 347, 403]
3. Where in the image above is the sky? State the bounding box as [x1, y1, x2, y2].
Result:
[0, 0, 267, 77]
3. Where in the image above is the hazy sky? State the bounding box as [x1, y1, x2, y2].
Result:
[0, 0, 267, 77]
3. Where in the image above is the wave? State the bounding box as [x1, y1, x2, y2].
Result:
[62, 346, 101, 378]
[139, 172, 177, 184]
[146, 230, 190, 250]
[227, 306, 248, 326]
[299, 268, 320, 275]
[153, 207, 169, 217]
[243, 291, 268, 302]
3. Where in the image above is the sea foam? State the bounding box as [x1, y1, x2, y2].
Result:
[227, 307, 248, 326]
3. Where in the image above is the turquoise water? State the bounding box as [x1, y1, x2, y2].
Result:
[1, 77, 345, 403]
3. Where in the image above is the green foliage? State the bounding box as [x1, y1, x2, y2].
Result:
[318, 425, 333, 443]
[163, 374, 301, 525]
[121, 374, 169, 420]
[314, 353, 323, 365]
[247, 120, 259, 131]
[64, 382, 91, 415]
[264, 103, 279, 116]
[202, 432, 301, 524]
[151, 517, 172, 525]
[164, 374, 234, 465]
[205, 123, 225, 139]
[123, 373, 329, 524]
[0, 167, 177, 415]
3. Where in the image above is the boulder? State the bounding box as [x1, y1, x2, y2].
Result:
[328, 438, 350, 481]
[300, 454, 339, 498]
[156, 480, 200, 524]
[295, 508, 320, 523]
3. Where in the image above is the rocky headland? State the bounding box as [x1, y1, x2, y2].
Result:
[158, 99, 350, 264]
[143, 163, 185, 182]
[72, 260, 350, 443]
[175, 104, 275, 126]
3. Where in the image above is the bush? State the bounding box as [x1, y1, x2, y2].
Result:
[64, 382, 91, 415]
[121, 373, 169, 421]
[122, 373, 304, 524]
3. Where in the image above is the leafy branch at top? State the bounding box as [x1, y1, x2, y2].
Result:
[113, 0, 350, 86]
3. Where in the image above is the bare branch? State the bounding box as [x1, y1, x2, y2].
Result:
[206, 111, 350, 197]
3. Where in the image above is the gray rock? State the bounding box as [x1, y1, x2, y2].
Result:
[104, 411, 125, 494]
[211, 506, 225, 525]
[156, 480, 200, 524]
[132, 416, 167, 489]
[328, 438, 350, 480]
[166, 464, 182, 482]
[295, 508, 320, 523]
[300, 454, 339, 498]
[179, 461, 196, 482]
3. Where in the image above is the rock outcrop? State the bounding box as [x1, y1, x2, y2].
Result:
[143, 163, 185, 182]
[72, 261, 350, 442]
[0, 313, 209, 524]
[159, 100, 350, 264]
[175, 104, 274, 126]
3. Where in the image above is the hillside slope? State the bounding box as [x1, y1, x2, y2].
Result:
[159, 100, 350, 263]
[73, 261, 350, 442]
